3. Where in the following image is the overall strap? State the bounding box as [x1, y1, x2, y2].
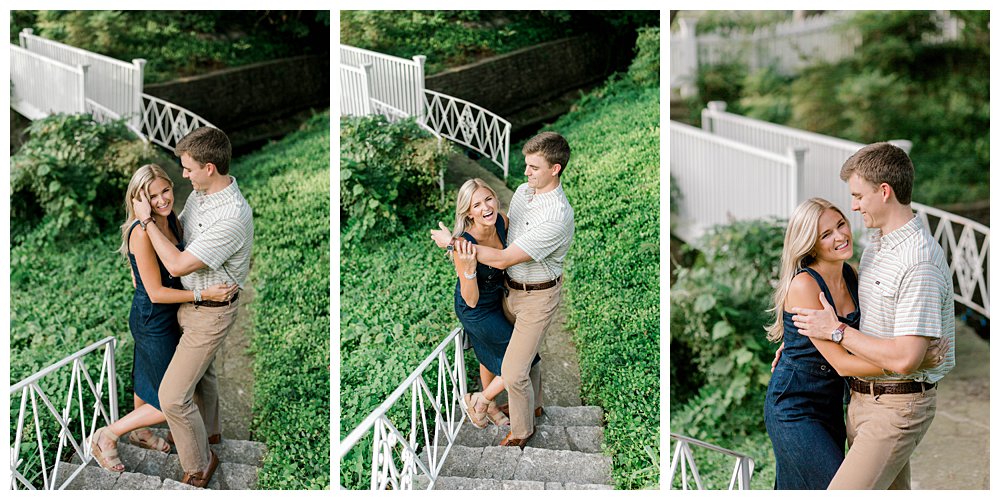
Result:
[126, 220, 142, 254]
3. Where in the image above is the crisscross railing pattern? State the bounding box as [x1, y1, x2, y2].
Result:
[340, 327, 468, 490]
[423, 89, 511, 178]
[913, 203, 990, 317]
[669, 433, 754, 490]
[139, 93, 217, 152]
[10, 337, 119, 490]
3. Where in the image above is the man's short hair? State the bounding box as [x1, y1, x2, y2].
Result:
[840, 142, 914, 205]
[175, 127, 232, 175]
[523, 131, 570, 176]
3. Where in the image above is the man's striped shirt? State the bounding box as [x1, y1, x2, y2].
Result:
[179, 177, 254, 292]
[857, 214, 955, 383]
[507, 183, 574, 283]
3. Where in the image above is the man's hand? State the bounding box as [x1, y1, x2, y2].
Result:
[771, 342, 785, 373]
[431, 221, 453, 249]
[791, 293, 840, 340]
[133, 191, 152, 221]
[918, 335, 952, 371]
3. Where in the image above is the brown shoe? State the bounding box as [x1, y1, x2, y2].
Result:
[499, 428, 536, 450]
[497, 403, 543, 418]
[166, 431, 221, 445]
[181, 449, 219, 488]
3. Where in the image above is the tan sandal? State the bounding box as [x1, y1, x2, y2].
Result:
[463, 392, 489, 429]
[486, 400, 510, 427]
[90, 427, 124, 473]
[129, 428, 170, 453]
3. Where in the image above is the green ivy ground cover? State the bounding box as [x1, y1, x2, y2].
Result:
[238, 112, 330, 489]
[10, 112, 331, 490]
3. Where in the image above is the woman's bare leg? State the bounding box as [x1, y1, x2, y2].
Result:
[483, 375, 505, 402]
[480, 364, 495, 391]
[99, 395, 166, 453]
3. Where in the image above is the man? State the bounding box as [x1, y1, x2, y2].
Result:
[432, 131, 574, 448]
[133, 127, 254, 487]
[791, 142, 955, 489]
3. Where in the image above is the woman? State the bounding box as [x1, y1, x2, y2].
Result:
[764, 197, 944, 489]
[450, 179, 539, 428]
[90, 164, 236, 473]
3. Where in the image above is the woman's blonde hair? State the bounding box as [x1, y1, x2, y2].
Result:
[452, 178, 498, 239]
[118, 164, 174, 257]
[765, 197, 851, 342]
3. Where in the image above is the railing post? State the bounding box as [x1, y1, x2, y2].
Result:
[77, 64, 89, 114]
[412, 55, 427, 120]
[20, 28, 33, 48]
[888, 139, 913, 155]
[108, 339, 118, 422]
[360, 63, 373, 115]
[787, 146, 807, 215]
[678, 17, 699, 99]
[131, 58, 146, 131]
[703, 101, 726, 133]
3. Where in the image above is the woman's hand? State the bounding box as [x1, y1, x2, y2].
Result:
[201, 282, 239, 302]
[918, 335, 953, 370]
[456, 239, 477, 276]
[133, 191, 153, 221]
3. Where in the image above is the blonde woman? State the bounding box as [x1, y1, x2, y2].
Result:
[763, 198, 944, 489]
[450, 179, 539, 429]
[90, 165, 236, 473]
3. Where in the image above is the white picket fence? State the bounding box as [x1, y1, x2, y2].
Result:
[339, 44, 511, 178]
[10, 29, 215, 152]
[672, 104, 990, 318]
[670, 11, 962, 97]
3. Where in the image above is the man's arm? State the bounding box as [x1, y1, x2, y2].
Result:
[133, 193, 207, 277]
[792, 293, 931, 374]
[475, 243, 532, 270]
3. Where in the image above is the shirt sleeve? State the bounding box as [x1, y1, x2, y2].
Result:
[892, 261, 947, 339]
[184, 217, 248, 271]
[511, 216, 571, 262]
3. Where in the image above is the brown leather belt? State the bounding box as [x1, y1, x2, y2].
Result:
[505, 275, 561, 291]
[194, 292, 239, 308]
[847, 377, 936, 396]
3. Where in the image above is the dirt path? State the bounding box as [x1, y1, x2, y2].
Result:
[445, 154, 582, 406]
[162, 157, 256, 440]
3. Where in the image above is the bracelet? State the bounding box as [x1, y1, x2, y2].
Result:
[463, 270, 477, 280]
[194, 289, 202, 302]
[139, 217, 154, 230]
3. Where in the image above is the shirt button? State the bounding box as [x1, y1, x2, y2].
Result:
[876, 280, 880, 285]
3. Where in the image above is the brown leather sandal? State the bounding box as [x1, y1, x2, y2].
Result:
[129, 428, 171, 453]
[90, 427, 125, 473]
[485, 400, 510, 427]
[463, 392, 489, 429]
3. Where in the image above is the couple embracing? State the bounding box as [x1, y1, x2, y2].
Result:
[90, 127, 253, 488]
[765, 142, 955, 489]
[431, 132, 574, 448]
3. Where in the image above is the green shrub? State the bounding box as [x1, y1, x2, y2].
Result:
[10, 113, 155, 242]
[239, 112, 331, 490]
[627, 27, 660, 88]
[340, 115, 451, 246]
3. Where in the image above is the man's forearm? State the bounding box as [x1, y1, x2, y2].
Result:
[840, 328, 929, 375]
[475, 245, 509, 269]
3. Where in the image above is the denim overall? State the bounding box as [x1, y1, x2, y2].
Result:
[765, 264, 859, 489]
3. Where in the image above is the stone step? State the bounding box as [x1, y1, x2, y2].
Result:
[454, 422, 604, 453]
[413, 475, 613, 490]
[56, 431, 266, 490]
[535, 405, 604, 427]
[425, 444, 612, 485]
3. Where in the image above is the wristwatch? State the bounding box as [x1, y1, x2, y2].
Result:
[831, 323, 847, 344]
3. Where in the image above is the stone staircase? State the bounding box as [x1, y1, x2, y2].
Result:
[56, 428, 265, 490]
[416, 405, 613, 490]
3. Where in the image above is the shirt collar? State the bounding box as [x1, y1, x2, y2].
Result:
[872, 213, 922, 252]
[193, 177, 239, 208]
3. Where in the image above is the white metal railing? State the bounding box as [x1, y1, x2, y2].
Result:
[19, 29, 145, 130]
[339, 44, 510, 179]
[139, 93, 217, 152]
[340, 45, 426, 119]
[423, 89, 511, 177]
[9, 337, 119, 490]
[669, 433, 754, 490]
[339, 327, 469, 490]
[700, 101, 990, 318]
[9, 45, 87, 119]
[670, 120, 803, 241]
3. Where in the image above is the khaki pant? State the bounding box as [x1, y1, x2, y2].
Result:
[501, 281, 561, 439]
[159, 301, 238, 473]
[829, 387, 937, 489]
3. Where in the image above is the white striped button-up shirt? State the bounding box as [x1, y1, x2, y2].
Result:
[857, 215, 955, 383]
[179, 177, 254, 292]
[507, 183, 574, 283]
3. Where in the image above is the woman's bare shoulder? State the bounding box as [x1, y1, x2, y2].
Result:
[786, 271, 823, 310]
